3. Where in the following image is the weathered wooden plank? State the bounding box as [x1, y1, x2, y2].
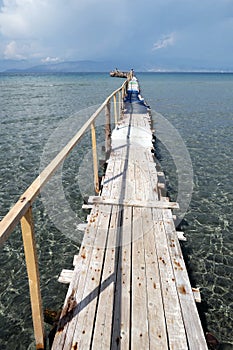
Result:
[88, 196, 179, 209]
[192, 288, 202, 303]
[111, 206, 132, 349]
[77, 223, 87, 231]
[177, 231, 187, 241]
[58, 269, 74, 284]
[90, 135, 127, 348]
[130, 147, 158, 202]
[52, 205, 102, 349]
[70, 206, 112, 349]
[118, 207, 132, 349]
[131, 207, 150, 349]
[91, 209, 119, 349]
[152, 209, 188, 350]
[162, 211, 208, 350]
[142, 207, 168, 348]
[110, 132, 134, 348]
[82, 204, 93, 210]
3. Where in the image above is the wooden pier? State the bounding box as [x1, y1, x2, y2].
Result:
[0, 76, 208, 349]
[52, 79, 208, 349]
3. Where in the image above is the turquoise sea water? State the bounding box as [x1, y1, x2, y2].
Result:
[0, 72, 232, 348]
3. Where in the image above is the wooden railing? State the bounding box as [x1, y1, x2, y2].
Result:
[0, 80, 128, 349]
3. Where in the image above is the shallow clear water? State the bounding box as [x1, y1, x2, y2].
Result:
[0, 72, 232, 348]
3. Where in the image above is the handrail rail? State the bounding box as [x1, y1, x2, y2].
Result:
[0, 78, 128, 349]
[0, 80, 127, 245]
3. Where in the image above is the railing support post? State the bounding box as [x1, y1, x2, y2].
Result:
[113, 94, 117, 125]
[20, 207, 45, 350]
[105, 100, 111, 160]
[91, 122, 99, 193]
[118, 91, 121, 120]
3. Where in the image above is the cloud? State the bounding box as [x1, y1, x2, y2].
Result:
[4, 40, 26, 59]
[0, 0, 130, 60]
[41, 56, 62, 63]
[152, 33, 176, 51]
[0, 0, 233, 69]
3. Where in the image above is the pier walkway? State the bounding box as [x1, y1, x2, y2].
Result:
[52, 78, 208, 349]
[0, 75, 208, 349]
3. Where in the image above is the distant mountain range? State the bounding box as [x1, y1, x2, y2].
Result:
[0, 59, 126, 73]
[1, 59, 232, 74]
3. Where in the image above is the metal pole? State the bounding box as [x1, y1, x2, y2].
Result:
[20, 207, 45, 350]
[91, 122, 99, 193]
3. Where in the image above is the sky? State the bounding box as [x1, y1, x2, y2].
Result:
[0, 0, 233, 71]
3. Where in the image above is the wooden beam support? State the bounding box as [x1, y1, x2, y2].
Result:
[105, 100, 111, 159]
[20, 207, 45, 350]
[113, 94, 117, 125]
[58, 269, 74, 284]
[192, 288, 202, 303]
[118, 91, 121, 119]
[91, 122, 100, 194]
[88, 196, 179, 209]
[177, 231, 187, 241]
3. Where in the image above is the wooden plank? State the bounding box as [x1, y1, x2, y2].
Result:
[52, 205, 102, 349]
[118, 207, 132, 349]
[82, 204, 93, 210]
[84, 127, 127, 349]
[70, 205, 112, 349]
[110, 130, 133, 348]
[109, 126, 134, 347]
[142, 207, 168, 348]
[130, 147, 158, 202]
[73, 255, 79, 266]
[130, 149, 167, 348]
[152, 209, 188, 350]
[162, 211, 208, 349]
[77, 223, 87, 231]
[192, 288, 202, 303]
[88, 196, 179, 209]
[177, 231, 187, 241]
[91, 209, 119, 349]
[111, 206, 132, 349]
[131, 207, 149, 349]
[58, 269, 74, 284]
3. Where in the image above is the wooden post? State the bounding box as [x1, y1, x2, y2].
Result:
[118, 91, 121, 120]
[113, 94, 117, 125]
[105, 100, 111, 160]
[91, 122, 99, 193]
[122, 85, 125, 99]
[20, 207, 45, 350]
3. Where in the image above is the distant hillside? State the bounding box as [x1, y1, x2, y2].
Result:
[0, 59, 31, 72]
[3, 60, 124, 73]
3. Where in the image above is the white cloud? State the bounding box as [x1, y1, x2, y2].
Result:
[41, 56, 62, 63]
[0, 0, 125, 60]
[152, 33, 176, 51]
[4, 40, 25, 59]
